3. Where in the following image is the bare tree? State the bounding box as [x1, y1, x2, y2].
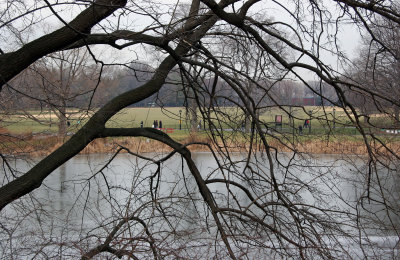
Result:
[0, 0, 400, 259]
[346, 15, 400, 126]
[6, 49, 94, 136]
[39, 49, 92, 136]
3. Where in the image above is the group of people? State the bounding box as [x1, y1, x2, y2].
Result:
[298, 119, 310, 135]
[152, 120, 162, 129]
[139, 120, 163, 129]
[140, 120, 162, 128]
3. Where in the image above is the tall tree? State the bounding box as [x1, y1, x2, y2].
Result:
[347, 15, 400, 125]
[35, 49, 92, 136]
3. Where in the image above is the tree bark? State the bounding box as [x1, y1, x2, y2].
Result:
[395, 105, 399, 124]
[189, 102, 198, 133]
[58, 108, 68, 137]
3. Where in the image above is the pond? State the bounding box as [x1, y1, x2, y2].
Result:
[0, 152, 399, 259]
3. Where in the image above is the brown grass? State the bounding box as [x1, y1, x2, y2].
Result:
[0, 127, 7, 134]
[2, 133, 400, 158]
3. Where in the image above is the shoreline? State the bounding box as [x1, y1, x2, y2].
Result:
[2, 134, 399, 158]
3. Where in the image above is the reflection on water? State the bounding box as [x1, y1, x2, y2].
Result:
[44, 153, 400, 234]
[0, 152, 399, 259]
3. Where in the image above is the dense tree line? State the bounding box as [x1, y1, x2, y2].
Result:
[3, 65, 332, 110]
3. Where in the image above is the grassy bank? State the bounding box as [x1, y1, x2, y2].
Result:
[2, 130, 399, 158]
[1, 107, 400, 156]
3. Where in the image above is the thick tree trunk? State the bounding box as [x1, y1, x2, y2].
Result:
[245, 113, 251, 133]
[394, 105, 399, 125]
[189, 103, 198, 133]
[56, 101, 68, 137]
[360, 106, 368, 124]
[58, 113, 68, 137]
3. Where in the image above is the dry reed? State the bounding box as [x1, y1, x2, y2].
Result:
[3, 133, 400, 158]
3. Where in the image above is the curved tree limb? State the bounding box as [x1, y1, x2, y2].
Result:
[0, 0, 127, 89]
[99, 127, 237, 259]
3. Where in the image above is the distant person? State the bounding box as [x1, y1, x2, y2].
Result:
[304, 119, 309, 128]
[140, 121, 143, 128]
[159, 120, 162, 129]
[153, 120, 156, 128]
[298, 125, 303, 135]
[155, 120, 158, 129]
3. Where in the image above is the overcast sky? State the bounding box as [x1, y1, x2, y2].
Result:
[0, 0, 363, 81]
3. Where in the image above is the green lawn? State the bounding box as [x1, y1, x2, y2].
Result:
[107, 107, 184, 129]
[1, 106, 397, 137]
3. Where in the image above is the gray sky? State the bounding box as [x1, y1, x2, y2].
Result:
[0, 0, 362, 81]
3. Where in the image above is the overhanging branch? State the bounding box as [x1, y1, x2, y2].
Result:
[100, 127, 236, 259]
[0, 0, 127, 89]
